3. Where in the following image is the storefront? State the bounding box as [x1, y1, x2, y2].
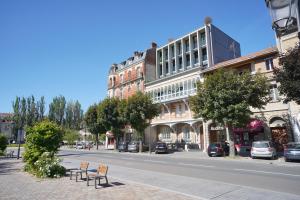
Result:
[105, 131, 115, 149]
[233, 120, 265, 155]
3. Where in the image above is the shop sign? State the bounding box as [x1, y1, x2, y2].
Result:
[210, 126, 224, 131]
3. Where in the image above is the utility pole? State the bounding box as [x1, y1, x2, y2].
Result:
[17, 129, 21, 159]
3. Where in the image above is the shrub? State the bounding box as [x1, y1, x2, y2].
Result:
[0, 134, 7, 153]
[25, 152, 66, 178]
[23, 120, 63, 166]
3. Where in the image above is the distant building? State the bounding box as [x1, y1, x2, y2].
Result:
[0, 113, 14, 142]
[106, 43, 157, 149]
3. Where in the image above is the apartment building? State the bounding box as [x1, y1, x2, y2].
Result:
[144, 23, 240, 151]
[106, 43, 156, 148]
[0, 113, 14, 142]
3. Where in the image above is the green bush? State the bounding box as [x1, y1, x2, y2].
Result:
[0, 134, 7, 153]
[23, 120, 63, 166]
[31, 152, 66, 178]
[23, 120, 65, 178]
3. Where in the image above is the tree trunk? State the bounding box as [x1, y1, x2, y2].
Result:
[96, 133, 99, 150]
[139, 138, 142, 153]
[225, 124, 235, 157]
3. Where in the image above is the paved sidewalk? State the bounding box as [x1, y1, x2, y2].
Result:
[0, 158, 197, 200]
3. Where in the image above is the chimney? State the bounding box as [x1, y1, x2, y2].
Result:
[134, 51, 139, 56]
[151, 42, 157, 48]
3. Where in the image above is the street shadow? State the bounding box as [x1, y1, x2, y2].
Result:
[0, 160, 21, 175]
[94, 181, 126, 189]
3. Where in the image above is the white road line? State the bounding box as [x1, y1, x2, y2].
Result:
[178, 163, 216, 168]
[143, 160, 168, 164]
[234, 168, 300, 177]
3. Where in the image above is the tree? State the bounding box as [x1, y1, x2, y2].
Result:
[0, 134, 7, 153]
[85, 104, 106, 150]
[125, 92, 160, 153]
[97, 98, 126, 149]
[190, 69, 270, 156]
[49, 95, 66, 126]
[63, 129, 80, 146]
[274, 44, 300, 104]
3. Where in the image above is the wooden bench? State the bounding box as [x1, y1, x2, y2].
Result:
[70, 161, 89, 182]
[87, 164, 108, 189]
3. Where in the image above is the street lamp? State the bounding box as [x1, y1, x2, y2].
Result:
[265, 0, 300, 38]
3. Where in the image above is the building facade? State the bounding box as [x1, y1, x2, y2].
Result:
[144, 23, 240, 151]
[106, 43, 157, 148]
[0, 113, 14, 143]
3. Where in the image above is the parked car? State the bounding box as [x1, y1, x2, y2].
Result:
[128, 141, 140, 152]
[118, 141, 128, 152]
[155, 142, 168, 154]
[284, 142, 300, 162]
[207, 142, 229, 157]
[251, 141, 277, 159]
[75, 142, 85, 149]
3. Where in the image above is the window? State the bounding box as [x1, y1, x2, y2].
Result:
[128, 71, 131, 80]
[166, 62, 169, 74]
[172, 60, 176, 71]
[161, 127, 171, 139]
[137, 82, 140, 91]
[185, 40, 189, 52]
[269, 84, 280, 101]
[137, 67, 141, 77]
[202, 48, 207, 61]
[265, 58, 274, 70]
[177, 43, 182, 54]
[194, 51, 199, 63]
[193, 36, 197, 49]
[165, 49, 168, 60]
[186, 54, 190, 66]
[179, 57, 183, 69]
[128, 85, 131, 92]
[120, 74, 124, 83]
[183, 127, 190, 140]
[159, 51, 162, 62]
[200, 32, 206, 45]
[171, 46, 174, 57]
[159, 64, 163, 76]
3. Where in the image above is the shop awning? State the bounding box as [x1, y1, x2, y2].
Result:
[233, 119, 264, 133]
[106, 131, 114, 138]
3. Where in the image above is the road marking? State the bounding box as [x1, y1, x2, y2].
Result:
[121, 157, 134, 160]
[143, 159, 167, 164]
[234, 168, 300, 177]
[178, 163, 216, 168]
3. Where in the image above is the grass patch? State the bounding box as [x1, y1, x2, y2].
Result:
[7, 144, 25, 147]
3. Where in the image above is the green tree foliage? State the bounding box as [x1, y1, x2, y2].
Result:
[49, 95, 66, 126]
[97, 98, 127, 147]
[125, 92, 160, 152]
[23, 120, 63, 168]
[0, 134, 7, 153]
[65, 100, 83, 130]
[63, 129, 80, 146]
[190, 69, 270, 156]
[85, 104, 106, 149]
[274, 44, 300, 104]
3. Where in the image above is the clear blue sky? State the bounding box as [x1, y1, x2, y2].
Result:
[0, 0, 275, 113]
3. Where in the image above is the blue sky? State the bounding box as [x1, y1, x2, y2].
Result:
[0, 0, 275, 113]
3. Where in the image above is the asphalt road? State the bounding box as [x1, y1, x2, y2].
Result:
[59, 149, 300, 200]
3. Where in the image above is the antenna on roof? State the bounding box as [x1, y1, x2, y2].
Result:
[204, 16, 212, 25]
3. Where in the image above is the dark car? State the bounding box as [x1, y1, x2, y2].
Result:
[207, 142, 229, 157]
[284, 142, 300, 162]
[155, 142, 168, 154]
[118, 141, 128, 152]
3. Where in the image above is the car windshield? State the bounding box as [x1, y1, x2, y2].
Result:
[253, 142, 269, 148]
[210, 143, 221, 148]
[157, 143, 166, 147]
[286, 143, 300, 149]
[129, 142, 138, 145]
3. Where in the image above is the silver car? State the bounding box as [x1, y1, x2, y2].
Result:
[251, 141, 277, 159]
[284, 142, 300, 162]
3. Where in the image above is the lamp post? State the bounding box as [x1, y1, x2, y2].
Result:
[265, 0, 300, 38]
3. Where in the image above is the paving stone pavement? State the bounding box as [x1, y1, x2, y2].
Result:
[0, 158, 197, 200]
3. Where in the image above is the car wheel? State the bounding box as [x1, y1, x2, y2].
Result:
[251, 156, 255, 159]
[208, 154, 212, 157]
[284, 157, 290, 162]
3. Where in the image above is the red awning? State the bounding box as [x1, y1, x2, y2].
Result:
[233, 119, 264, 133]
[106, 131, 114, 138]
